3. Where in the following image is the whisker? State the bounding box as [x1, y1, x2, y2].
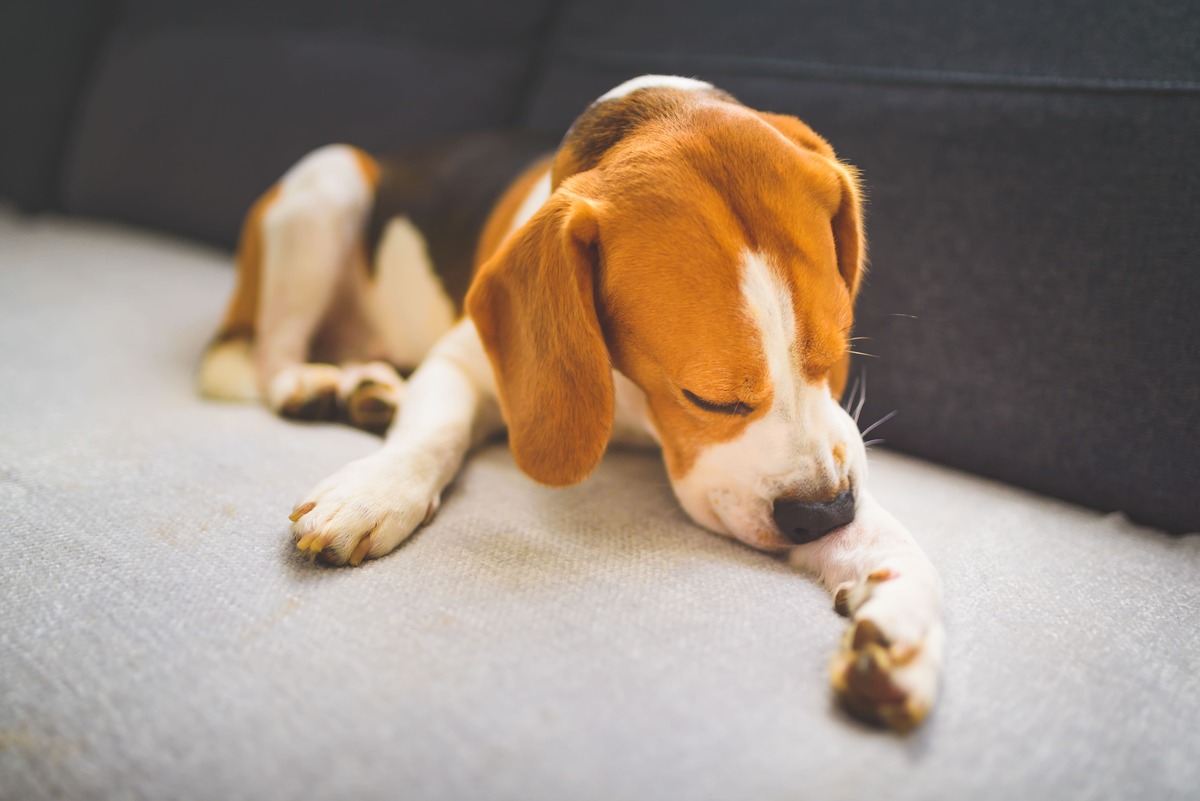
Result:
[860, 409, 897, 438]
[843, 375, 861, 414]
[854, 371, 867, 424]
[863, 438, 885, 447]
[848, 336, 872, 342]
[848, 350, 877, 358]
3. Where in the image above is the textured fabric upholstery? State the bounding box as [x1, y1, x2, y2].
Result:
[2, 211, 1198, 801]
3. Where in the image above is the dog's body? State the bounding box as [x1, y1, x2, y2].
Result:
[199, 76, 944, 730]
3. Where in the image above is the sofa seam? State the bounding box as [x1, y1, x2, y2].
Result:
[555, 48, 1200, 96]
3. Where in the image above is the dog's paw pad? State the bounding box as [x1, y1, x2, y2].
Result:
[271, 364, 343, 422]
[831, 638, 927, 731]
[850, 618, 887, 649]
[336, 362, 404, 435]
[829, 567, 943, 732]
[344, 387, 397, 434]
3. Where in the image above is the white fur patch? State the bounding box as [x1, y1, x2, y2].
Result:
[740, 251, 797, 402]
[276, 145, 373, 243]
[597, 75, 714, 103]
[198, 338, 259, 401]
[367, 216, 457, 368]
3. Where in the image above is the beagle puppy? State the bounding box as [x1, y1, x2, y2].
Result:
[199, 76, 944, 731]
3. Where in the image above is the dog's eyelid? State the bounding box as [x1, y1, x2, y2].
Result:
[682, 388, 753, 416]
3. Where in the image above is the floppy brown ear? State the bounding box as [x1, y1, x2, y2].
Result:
[756, 111, 866, 298]
[466, 182, 613, 486]
[829, 161, 866, 300]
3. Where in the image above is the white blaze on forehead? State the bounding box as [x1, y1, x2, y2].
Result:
[740, 251, 797, 406]
[597, 75, 714, 103]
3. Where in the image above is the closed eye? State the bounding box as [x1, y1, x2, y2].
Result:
[682, 389, 753, 417]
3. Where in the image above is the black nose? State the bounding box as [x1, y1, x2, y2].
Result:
[772, 491, 856, 544]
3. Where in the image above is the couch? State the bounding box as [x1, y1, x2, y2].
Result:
[3, 2, 1198, 799]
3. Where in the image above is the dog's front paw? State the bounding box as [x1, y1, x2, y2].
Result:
[829, 567, 945, 731]
[288, 455, 440, 566]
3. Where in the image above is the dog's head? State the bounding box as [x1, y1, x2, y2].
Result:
[468, 77, 867, 551]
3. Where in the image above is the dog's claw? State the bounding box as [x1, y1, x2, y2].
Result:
[295, 533, 328, 557]
[348, 535, 372, 567]
[289, 502, 316, 523]
[889, 641, 920, 666]
[867, 567, 897, 583]
[833, 582, 853, 617]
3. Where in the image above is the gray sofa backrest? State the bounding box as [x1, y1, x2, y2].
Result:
[57, 0, 558, 246]
[0, 0, 114, 212]
[3, 0, 1197, 532]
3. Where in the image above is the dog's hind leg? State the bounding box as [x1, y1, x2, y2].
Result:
[252, 145, 380, 422]
[197, 186, 279, 402]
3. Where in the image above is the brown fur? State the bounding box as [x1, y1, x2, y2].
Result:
[552, 86, 735, 188]
[350, 147, 380, 188]
[467, 174, 614, 486]
[365, 135, 553, 309]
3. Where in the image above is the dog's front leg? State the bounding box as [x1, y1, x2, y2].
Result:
[289, 320, 501, 565]
[790, 491, 945, 731]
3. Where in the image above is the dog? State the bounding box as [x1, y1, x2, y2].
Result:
[198, 75, 944, 731]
